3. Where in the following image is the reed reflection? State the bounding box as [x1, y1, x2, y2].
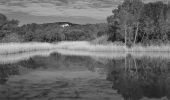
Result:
[107, 55, 170, 100]
[0, 52, 170, 100]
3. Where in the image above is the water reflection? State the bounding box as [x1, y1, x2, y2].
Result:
[106, 56, 170, 100]
[0, 64, 20, 84]
[0, 51, 170, 100]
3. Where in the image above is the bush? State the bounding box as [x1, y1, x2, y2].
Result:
[91, 35, 110, 45]
[1, 33, 23, 43]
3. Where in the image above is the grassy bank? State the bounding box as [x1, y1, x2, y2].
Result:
[129, 45, 170, 52]
[57, 41, 170, 52]
[0, 42, 57, 54]
[56, 41, 126, 52]
[1, 41, 170, 55]
[1, 48, 170, 64]
[0, 50, 54, 64]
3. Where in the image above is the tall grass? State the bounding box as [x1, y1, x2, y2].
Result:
[0, 50, 54, 64]
[91, 35, 111, 45]
[129, 45, 170, 52]
[57, 41, 170, 52]
[0, 42, 56, 54]
[1, 48, 170, 65]
[57, 41, 126, 52]
[1, 41, 170, 55]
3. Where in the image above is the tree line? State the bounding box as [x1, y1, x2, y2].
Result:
[0, 13, 108, 43]
[107, 0, 170, 46]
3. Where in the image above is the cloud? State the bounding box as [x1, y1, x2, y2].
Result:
[1, 0, 166, 21]
[0, 0, 120, 20]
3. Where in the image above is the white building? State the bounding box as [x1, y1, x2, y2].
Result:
[61, 24, 69, 28]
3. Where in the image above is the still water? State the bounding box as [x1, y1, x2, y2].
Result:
[0, 50, 170, 100]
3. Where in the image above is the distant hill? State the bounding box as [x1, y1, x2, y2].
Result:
[15, 21, 108, 42]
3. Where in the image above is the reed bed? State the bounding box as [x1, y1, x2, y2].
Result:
[129, 45, 170, 52]
[1, 41, 170, 56]
[0, 50, 55, 64]
[0, 42, 56, 54]
[1, 47, 170, 64]
[57, 41, 126, 52]
[57, 41, 170, 52]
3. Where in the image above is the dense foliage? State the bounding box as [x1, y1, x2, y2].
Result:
[0, 0, 170, 45]
[0, 14, 108, 43]
[0, 14, 21, 42]
[107, 0, 170, 45]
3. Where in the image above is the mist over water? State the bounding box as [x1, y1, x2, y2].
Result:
[0, 50, 170, 100]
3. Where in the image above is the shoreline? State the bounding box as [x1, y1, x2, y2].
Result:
[1, 48, 170, 65]
[56, 41, 170, 52]
[1, 41, 170, 55]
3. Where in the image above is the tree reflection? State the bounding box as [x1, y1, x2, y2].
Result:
[106, 56, 170, 100]
[1, 53, 170, 100]
[0, 53, 103, 84]
[0, 57, 42, 85]
[0, 64, 20, 84]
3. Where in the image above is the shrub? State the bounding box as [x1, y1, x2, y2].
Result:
[1, 33, 23, 43]
[91, 35, 111, 45]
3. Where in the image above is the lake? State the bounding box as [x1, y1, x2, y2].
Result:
[0, 50, 170, 100]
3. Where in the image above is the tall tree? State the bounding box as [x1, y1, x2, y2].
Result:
[107, 0, 144, 46]
[0, 13, 7, 29]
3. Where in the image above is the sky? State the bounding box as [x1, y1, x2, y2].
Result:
[0, 0, 167, 25]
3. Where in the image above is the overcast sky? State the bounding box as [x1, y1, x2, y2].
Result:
[0, 0, 167, 25]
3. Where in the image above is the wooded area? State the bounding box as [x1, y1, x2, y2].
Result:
[0, 0, 170, 46]
[0, 16, 108, 43]
[107, 0, 170, 46]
